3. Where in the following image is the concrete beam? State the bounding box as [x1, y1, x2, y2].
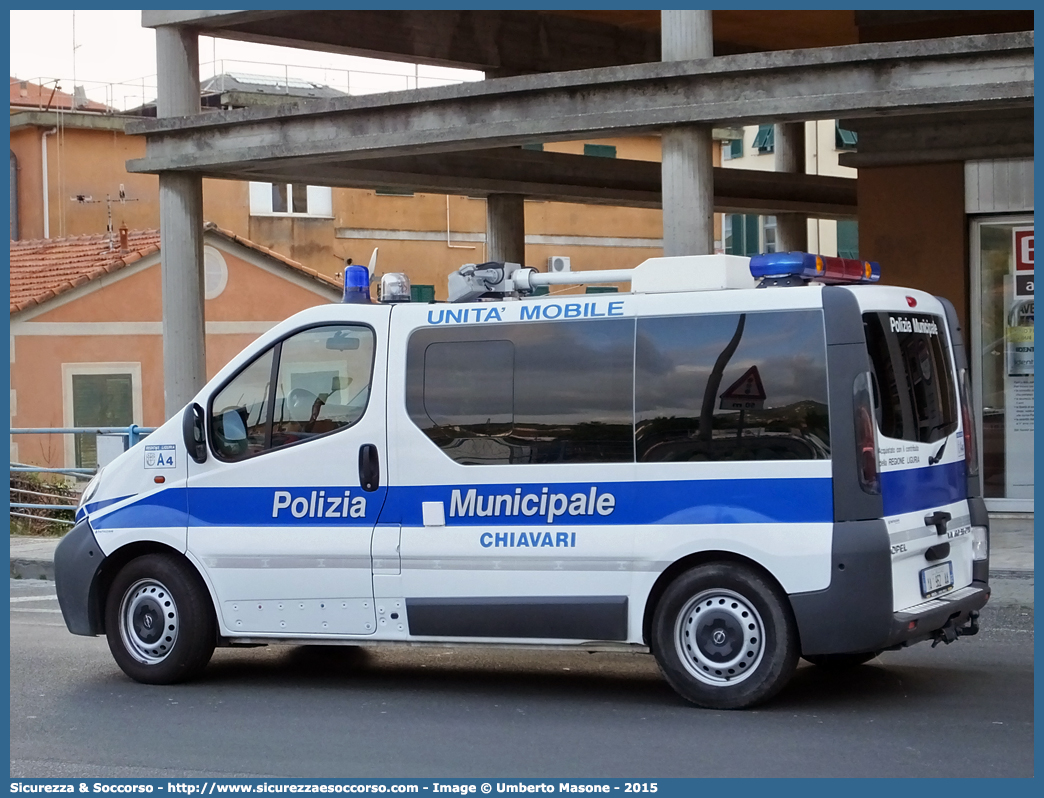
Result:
[226, 148, 858, 217]
[839, 108, 1034, 168]
[143, 11, 658, 73]
[127, 33, 1033, 175]
[142, 11, 294, 29]
[9, 111, 129, 133]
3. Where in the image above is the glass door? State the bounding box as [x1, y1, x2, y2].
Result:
[970, 216, 1034, 512]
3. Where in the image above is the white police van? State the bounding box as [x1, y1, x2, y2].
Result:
[54, 252, 990, 709]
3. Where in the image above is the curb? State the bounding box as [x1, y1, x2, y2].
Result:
[11, 558, 55, 581]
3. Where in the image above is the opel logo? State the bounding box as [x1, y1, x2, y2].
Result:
[143, 614, 153, 630]
[712, 629, 727, 645]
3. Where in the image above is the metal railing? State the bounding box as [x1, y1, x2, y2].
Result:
[10, 425, 155, 526]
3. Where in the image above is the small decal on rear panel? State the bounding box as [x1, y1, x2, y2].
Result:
[144, 444, 176, 469]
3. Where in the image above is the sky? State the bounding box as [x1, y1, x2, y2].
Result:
[9, 10, 481, 110]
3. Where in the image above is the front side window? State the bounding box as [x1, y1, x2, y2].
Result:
[863, 312, 957, 444]
[210, 324, 375, 461]
[635, 310, 830, 462]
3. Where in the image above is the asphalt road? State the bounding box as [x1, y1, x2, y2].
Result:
[10, 576, 1034, 779]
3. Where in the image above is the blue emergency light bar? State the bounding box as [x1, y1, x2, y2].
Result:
[749, 252, 880, 285]
[342, 264, 371, 303]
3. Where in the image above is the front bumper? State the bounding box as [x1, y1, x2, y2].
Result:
[54, 518, 107, 636]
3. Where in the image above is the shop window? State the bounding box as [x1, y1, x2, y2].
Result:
[752, 124, 774, 154]
[836, 121, 858, 150]
[584, 144, 617, 158]
[249, 182, 333, 217]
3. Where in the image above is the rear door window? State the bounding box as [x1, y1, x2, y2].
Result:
[862, 312, 957, 444]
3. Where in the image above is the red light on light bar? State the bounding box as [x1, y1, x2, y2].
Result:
[906, 296, 917, 307]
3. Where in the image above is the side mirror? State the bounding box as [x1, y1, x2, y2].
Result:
[182, 402, 207, 464]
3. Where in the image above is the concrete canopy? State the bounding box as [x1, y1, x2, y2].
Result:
[127, 31, 1032, 211]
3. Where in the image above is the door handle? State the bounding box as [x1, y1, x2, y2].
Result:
[359, 444, 379, 492]
[924, 511, 951, 537]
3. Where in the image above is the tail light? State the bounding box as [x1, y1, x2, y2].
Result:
[959, 369, 979, 478]
[853, 372, 880, 494]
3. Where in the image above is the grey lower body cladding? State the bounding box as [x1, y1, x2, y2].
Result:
[405, 595, 629, 640]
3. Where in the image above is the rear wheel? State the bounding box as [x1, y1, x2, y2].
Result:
[105, 554, 216, 684]
[652, 563, 798, 709]
[804, 652, 879, 669]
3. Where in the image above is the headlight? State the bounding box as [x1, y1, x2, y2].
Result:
[78, 469, 103, 510]
[971, 526, 989, 561]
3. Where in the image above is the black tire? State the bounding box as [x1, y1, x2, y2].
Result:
[104, 553, 216, 685]
[804, 652, 879, 669]
[651, 563, 799, 709]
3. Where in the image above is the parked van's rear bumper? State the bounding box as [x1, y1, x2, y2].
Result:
[790, 517, 990, 657]
[885, 581, 989, 649]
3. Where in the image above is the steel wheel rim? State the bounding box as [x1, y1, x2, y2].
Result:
[675, 588, 765, 686]
[118, 578, 179, 665]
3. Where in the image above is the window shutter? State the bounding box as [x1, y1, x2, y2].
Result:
[729, 138, 742, 159]
[836, 220, 859, 259]
[745, 214, 760, 254]
[752, 125, 774, 153]
[583, 144, 617, 158]
[835, 121, 858, 149]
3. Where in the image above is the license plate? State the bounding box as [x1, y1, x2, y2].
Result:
[920, 561, 955, 598]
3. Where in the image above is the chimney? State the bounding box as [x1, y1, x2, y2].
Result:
[118, 224, 129, 253]
[19, 81, 28, 98]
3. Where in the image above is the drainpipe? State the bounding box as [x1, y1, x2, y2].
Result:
[41, 127, 57, 239]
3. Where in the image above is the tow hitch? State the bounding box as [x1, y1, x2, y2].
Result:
[931, 611, 980, 647]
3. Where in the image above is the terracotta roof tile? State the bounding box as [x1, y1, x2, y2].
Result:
[10, 229, 161, 313]
[11, 225, 341, 314]
[10, 77, 112, 112]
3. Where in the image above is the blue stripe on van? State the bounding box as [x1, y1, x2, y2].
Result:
[88, 477, 833, 529]
[880, 460, 966, 517]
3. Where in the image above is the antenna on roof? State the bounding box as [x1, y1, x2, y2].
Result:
[73, 189, 138, 250]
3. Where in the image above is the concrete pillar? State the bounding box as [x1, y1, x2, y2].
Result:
[156, 26, 206, 418]
[661, 10, 714, 257]
[774, 122, 808, 253]
[486, 193, 526, 264]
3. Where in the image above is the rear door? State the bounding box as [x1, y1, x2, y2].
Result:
[861, 295, 971, 611]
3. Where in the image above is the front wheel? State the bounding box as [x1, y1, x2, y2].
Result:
[652, 563, 799, 709]
[104, 554, 216, 684]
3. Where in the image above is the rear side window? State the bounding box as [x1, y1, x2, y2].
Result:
[635, 310, 830, 462]
[863, 312, 957, 444]
[406, 319, 634, 464]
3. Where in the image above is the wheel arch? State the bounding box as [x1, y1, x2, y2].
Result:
[92, 541, 210, 635]
[641, 550, 794, 650]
